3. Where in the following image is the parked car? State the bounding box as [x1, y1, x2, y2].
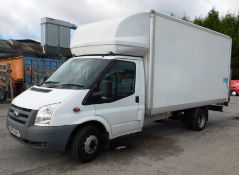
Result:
[230, 80, 239, 96]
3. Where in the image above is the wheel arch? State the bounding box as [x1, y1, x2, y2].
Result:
[66, 117, 112, 150]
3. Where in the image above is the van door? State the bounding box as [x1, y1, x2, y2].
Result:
[93, 59, 140, 138]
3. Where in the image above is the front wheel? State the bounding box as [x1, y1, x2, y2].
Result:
[71, 126, 101, 162]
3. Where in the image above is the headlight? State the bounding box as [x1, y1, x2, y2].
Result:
[35, 103, 60, 126]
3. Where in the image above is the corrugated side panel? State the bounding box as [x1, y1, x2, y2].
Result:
[0, 52, 13, 57]
[23, 56, 62, 87]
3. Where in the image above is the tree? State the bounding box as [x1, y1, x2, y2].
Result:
[192, 8, 239, 79]
[194, 17, 204, 26]
[202, 8, 221, 32]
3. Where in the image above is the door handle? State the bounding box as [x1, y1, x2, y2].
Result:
[135, 96, 139, 103]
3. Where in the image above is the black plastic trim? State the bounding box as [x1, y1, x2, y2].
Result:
[11, 104, 32, 112]
[135, 96, 139, 103]
[7, 116, 77, 151]
[30, 87, 52, 93]
[74, 53, 143, 58]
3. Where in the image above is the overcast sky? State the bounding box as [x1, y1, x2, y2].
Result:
[0, 0, 238, 41]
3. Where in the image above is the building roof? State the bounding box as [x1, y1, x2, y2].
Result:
[0, 39, 72, 58]
[0, 39, 42, 55]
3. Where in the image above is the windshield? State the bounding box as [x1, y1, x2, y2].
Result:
[41, 58, 111, 89]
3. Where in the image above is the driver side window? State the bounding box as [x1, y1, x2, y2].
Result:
[89, 60, 136, 104]
[117, 61, 136, 96]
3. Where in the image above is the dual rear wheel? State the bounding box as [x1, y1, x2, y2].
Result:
[183, 107, 208, 131]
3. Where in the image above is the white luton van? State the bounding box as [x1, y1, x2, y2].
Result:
[7, 11, 232, 162]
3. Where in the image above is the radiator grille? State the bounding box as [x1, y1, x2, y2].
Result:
[8, 104, 32, 125]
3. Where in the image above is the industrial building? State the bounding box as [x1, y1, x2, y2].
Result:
[0, 18, 77, 101]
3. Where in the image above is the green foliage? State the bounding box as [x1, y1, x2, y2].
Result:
[187, 8, 239, 79]
[182, 15, 190, 22]
[203, 8, 221, 32]
[193, 17, 204, 26]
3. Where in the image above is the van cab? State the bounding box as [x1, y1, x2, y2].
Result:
[7, 55, 145, 162]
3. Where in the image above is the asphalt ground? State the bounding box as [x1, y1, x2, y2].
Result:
[0, 97, 239, 175]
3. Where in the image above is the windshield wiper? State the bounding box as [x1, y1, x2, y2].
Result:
[44, 81, 60, 84]
[59, 83, 85, 88]
[43, 82, 85, 89]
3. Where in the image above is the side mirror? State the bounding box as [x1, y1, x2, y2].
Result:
[102, 80, 112, 99]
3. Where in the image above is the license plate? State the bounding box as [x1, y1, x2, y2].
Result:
[9, 126, 21, 138]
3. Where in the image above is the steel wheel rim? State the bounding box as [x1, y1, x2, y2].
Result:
[84, 135, 98, 154]
[198, 112, 206, 128]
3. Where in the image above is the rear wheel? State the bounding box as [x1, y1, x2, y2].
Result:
[71, 125, 101, 162]
[192, 108, 208, 131]
[183, 108, 208, 131]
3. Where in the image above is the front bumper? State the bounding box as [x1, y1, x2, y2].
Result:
[6, 104, 76, 151]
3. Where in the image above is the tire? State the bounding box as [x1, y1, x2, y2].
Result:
[231, 91, 238, 96]
[71, 125, 101, 162]
[183, 108, 208, 131]
[191, 108, 208, 131]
